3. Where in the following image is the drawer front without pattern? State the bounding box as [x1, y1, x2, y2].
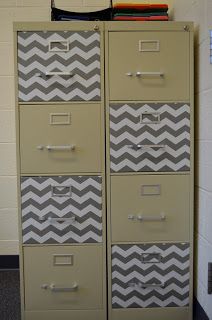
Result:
[24, 246, 103, 310]
[20, 104, 101, 174]
[110, 103, 190, 172]
[21, 176, 102, 244]
[108, 31, 189, 101]
[110, 175, 190, 243]
[18, 31, 101, 102]
[112, 243, 190, 309]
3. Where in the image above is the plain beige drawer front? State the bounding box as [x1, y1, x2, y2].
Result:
[20, 104, 101, 174]
[24, 246, 103, 311]
[108, 31, 189, 101]
[110, 175, 190, 242]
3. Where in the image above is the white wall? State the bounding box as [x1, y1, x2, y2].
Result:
[173, 0, 212, 318]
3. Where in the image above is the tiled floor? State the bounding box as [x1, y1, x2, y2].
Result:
[0, 270, 209, 320]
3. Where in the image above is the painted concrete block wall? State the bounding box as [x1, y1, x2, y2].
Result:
[173, 0, 212, 319]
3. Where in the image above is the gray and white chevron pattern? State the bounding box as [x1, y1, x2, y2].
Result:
[112, 243, 190, 308]
[18, 31, 101, 102]
[110, 103, 190, 172]
[21, 176, 102, 244]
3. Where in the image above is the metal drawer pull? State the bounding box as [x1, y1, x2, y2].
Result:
[136, 71, 164, 77]
[129, 281, 165, 289]
[126, 72, 133, 77]
[46, 145, 76, 151]
[45, 71, 74, 77]
[137, 213, 166, 222]
[37, 145, 76, 151]
[128, 213, 165, 222]
[128, 144, 165, 151]
[41, 282, 78, 292]
[39, 216, 76, 223]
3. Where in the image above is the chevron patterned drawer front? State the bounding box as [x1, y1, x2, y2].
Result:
[110, 103, 190, 172]
[18, 31, 101, 102]
[112, 243, 190, 309]
[21, 176, 103, 244]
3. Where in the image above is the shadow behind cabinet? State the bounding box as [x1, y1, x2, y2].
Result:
[14, 21, 194, 320]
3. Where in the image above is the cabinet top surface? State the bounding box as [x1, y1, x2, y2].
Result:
[13, 21, 194, 32]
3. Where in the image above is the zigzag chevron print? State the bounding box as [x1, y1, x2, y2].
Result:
[18, 31, 101, 102]
[110, 103, 190, 172]
[112, 243, 190, 309]
[21, 176, 102, 244]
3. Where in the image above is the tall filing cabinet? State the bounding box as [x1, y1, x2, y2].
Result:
[14, 22, 107, 320]
[105, 22, 194, 320]
[14, 21, 193, 320]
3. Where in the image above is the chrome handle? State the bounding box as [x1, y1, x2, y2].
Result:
[136, 71, 164, 77]
[45, 71, 74, 77]
[39, 216, 76, 223]
[126, 72, 133, 77]
[41, 282, 78, 292]
[137, 213, 166, 222]
[46, 145, 75, 151]
[50, 283, 78, 292]
[37, 145, 76, 151]
[129, 281, 165, 289]
[128, 144, 166, 151]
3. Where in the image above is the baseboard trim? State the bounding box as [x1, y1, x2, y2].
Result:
[193, 297, 209, 320]
[0, 255, 19, 270]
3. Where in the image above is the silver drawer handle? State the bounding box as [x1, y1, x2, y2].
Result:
[137, 213, 166, 222]
[37, 145, 76, 151]
[39, 216, 76, 223]
[128, 213, 166, 222]
[45, 71, 74, 77]
[46, 145, 76, 151]
[128, 144, 166, 151]
[129, 281, 165, 289]
[41, 282, 78, 292]
[136, 71, 164, 77]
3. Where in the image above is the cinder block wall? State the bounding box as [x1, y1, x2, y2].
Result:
[0, 0, 173, 256]
[173, 0, 212, 318]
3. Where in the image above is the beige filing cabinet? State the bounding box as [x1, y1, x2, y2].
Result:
[14, 22, 106, 320]
[105, 22, 194, 320]
[14, 21, 193, 320]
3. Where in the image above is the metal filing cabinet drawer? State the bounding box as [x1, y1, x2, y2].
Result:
[111, 243, 190, 309]
[110, 103, 190, 173]
[21, 175, 102, 244]
[18, 31, 101, 102]
[20, 104, 101, 174]
[108, 31, 189, 101]
[24, 245, 103, 310]
[110, 175, 190, 243]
